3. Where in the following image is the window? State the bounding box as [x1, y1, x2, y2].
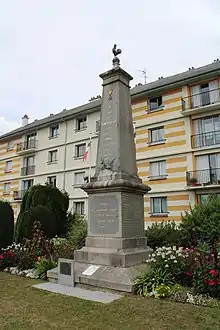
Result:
[96, 120, 100, 133]
[22, 179, 33, 191]
[76, 116, 87, 131]
[149, 96, 163, 111]
[74, 201, 85, 215]
[75, 143, 86, 158]
[198, 193, 220, 204]
[74, 172, 86, 185]
[3, 182, 11, 195]
[48, 150, 58, 163]
[7, 141, 14, 150]
[5, 160, 12, 173]
[196, 153, 220, 184]
[49, 124, 59, 138]
[190, 80, 219, 108]
[151, 197, 168, 214]
[149, 161, 166, 178]
[47, 176, 57, 187]
[193, 116, 220, 148]
[149, 127, 164, 144]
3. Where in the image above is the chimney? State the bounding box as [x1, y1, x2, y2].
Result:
[22, 114, 29, 126]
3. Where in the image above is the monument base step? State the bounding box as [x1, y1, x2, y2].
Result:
[74, 246, 152, 267]
[47, 262, 149, 292]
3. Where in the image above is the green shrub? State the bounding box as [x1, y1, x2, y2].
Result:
[15, 184, 69, 242]
[134, 267, 173, 297]
[67, 214, 87, 249]
[180, 195, 220, 246]
[35, 257, 57, 280]
[0, 201, 14, 249]
[17, 205, 57, 242]
[51, 237, 74, 261]
[146, 221, 182, 250]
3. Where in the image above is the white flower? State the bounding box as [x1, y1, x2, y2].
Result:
[174, 260, 177, 263]
[172, 246, 177, 251]
[161, 253, 165, 259]
[165, 264, 169, 268]
[152, 253, 155, 257]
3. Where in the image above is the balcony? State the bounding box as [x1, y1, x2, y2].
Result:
[186, 168, 220, 188]
[182, 88, 220, 115]
[13, 190, 26, 200]
[191, 130, 220, 149]
[21, 165, 35, 176]
[16, 140, 37, 155]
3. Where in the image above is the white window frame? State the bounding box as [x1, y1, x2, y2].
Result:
[3, 182, 11, 195]
[149, 127, 165, 145]
[7, 141, 14, 150]
[48, 150, 58, 163]
[49, 124, 59, 138]
[5, 160, 12, 173]
[75, 116, 87, 131]
[75, 143, 86, 158]
[74, 172, 86, 186]
[148, 95, 163, 112]
[74, 201, 85, 215]
[149, 161, 166, 179]
[150, 197, 168, 215]
[47, 176, 57, 187]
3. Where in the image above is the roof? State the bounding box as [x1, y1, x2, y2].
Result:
[1, 60, 220, 141]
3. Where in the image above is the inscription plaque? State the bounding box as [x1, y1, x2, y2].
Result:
[60, 262, 71, 276]
[58, 258, 75, 287]
[90, 195, 119, 235]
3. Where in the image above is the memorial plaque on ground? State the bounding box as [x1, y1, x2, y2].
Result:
[58, 258, 75, 287]
[90, 195, 119, 235]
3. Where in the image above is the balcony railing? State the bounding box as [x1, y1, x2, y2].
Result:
[16, 140, 37, 153]
[182, 88, 220, 111]
[13, 190, 27, 200]
[186, 168, 220, 187]
[191, 130, 220, 148]
[21, 165, 35, 176]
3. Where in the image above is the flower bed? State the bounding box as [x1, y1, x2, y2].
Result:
[134, 244, 220, 307]
[0, 221, 75, 281]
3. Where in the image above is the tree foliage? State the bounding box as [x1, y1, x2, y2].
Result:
[0, 200, 14, 249]
[180, 195, 220, 246]
[15, 184, 69, 242]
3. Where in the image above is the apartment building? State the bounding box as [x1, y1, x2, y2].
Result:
[1, 60, 220, 227]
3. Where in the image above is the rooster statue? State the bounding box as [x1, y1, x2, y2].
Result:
[112, 44, 122, 57]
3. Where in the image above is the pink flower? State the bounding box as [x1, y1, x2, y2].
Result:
[209, 269, 217, 277]
[208, 279, 216, 286]
[0, 255, 3, 260]
[185, 272, 191, 277]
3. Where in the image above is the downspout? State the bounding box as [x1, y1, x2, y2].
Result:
[62, 118, 68, 191]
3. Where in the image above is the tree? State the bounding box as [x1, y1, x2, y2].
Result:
[180, 195, 220, 246]
[0, 201, 14, 249]
[15, 184, 69, 242]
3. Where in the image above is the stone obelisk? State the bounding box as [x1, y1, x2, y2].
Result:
[74, 45, 151, 292]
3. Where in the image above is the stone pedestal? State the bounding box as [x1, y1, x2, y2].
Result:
[73, 52, 151, 292]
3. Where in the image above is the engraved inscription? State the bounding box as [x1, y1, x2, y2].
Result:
[60, 262, 71, 276]
[90, 195, 119, 235]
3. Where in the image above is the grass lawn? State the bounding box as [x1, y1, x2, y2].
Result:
[0, 273, 220, 330]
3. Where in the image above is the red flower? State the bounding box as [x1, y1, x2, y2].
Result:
[203, 279, 208, 284]
[185, 272, 191, 277]
[0, 255, 3, 260]
[8, 250, 14, 257]
[209, 269, 217, 277]
[208, 279, 216, 286]
[217, 282, 220, 285]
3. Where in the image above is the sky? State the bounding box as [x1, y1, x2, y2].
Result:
[0, 0, 220, 134]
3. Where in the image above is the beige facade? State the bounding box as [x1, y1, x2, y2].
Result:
[1, 60, 220, 227]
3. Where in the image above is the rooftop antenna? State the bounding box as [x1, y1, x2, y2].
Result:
[137, 69, 147, 84]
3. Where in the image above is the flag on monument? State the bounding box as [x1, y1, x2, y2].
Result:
[83, 141, 91, 161]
